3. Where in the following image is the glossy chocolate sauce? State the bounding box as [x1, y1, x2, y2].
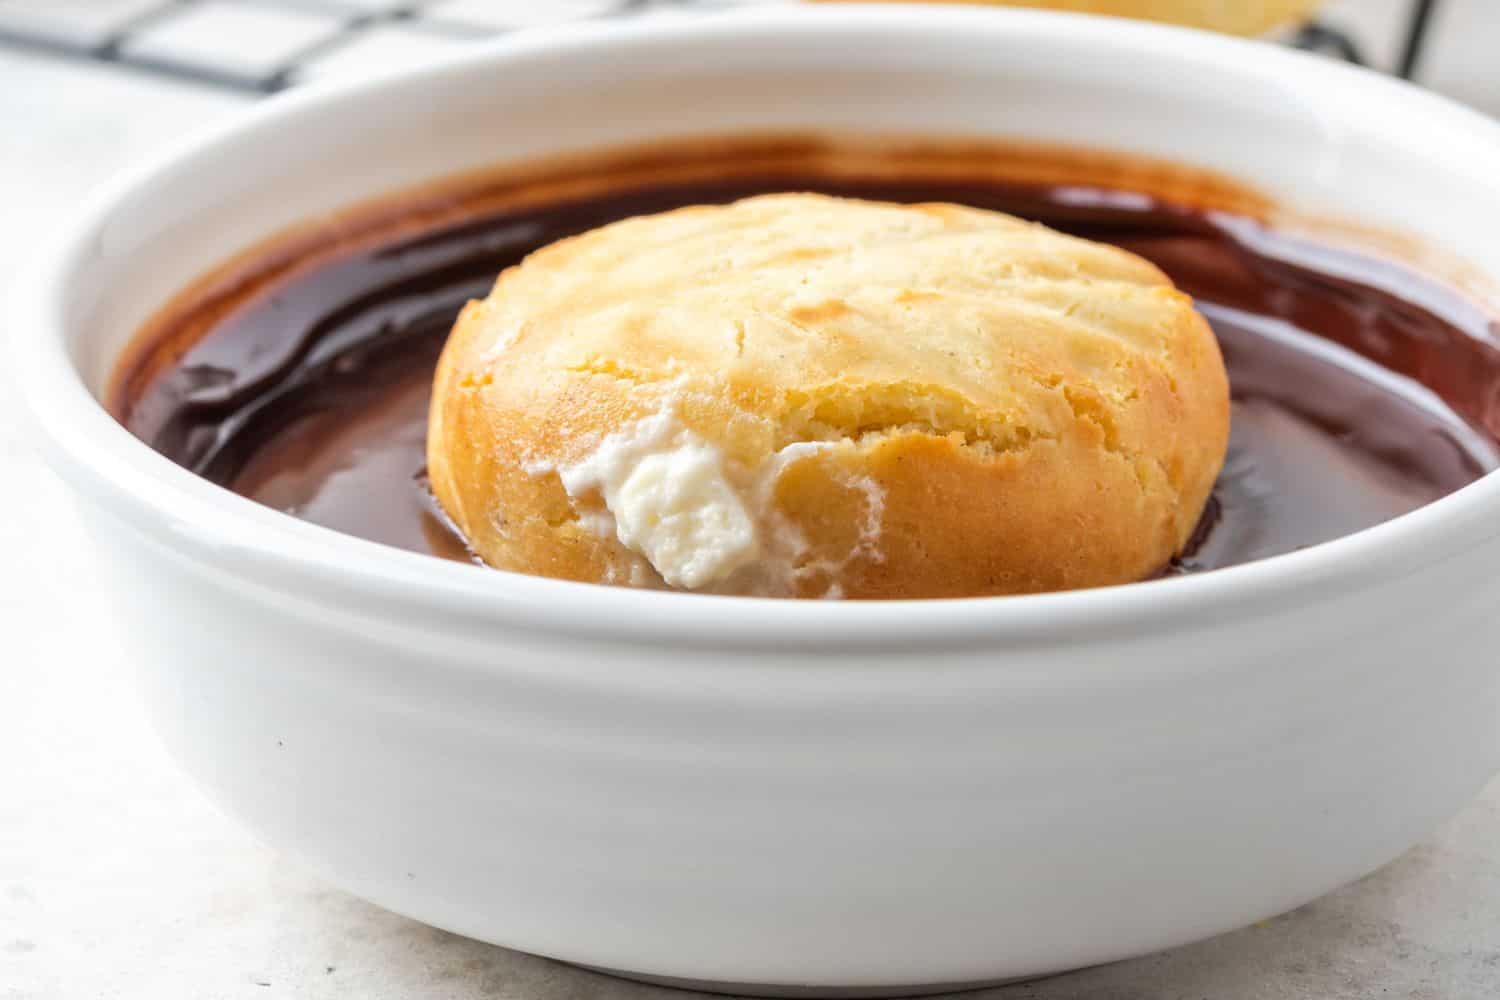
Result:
[112, 142, 1500, 579]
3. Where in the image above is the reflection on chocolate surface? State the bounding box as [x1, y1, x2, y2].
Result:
[110, 137, 1500, 579]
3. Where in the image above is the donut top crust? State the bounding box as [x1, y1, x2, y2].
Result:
[427, 193, 1230, 598]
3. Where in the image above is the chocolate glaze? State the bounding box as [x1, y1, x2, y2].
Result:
[113, 153, 1500, 579]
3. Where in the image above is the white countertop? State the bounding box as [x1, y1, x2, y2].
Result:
[5, 4, 1500, 996]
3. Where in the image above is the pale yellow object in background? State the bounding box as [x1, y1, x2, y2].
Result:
[816, 0, 1323, 37]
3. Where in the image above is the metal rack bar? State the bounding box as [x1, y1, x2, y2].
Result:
[1292, 21, 1366, 65]
[1400, 0, 1441, 79]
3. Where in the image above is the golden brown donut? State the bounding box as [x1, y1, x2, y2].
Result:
[428, 194, 1229, 599]
[816, 0, 1322, 37]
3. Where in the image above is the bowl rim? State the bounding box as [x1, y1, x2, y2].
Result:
[13, 3, 1500, 653]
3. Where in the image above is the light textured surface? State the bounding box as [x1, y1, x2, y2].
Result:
[0, 0, 168, 50]
[425, 0, 630, 30]
[119, 1, 346, 86]
[5, 4, 1500, 995]
[292, 23, 466, 82]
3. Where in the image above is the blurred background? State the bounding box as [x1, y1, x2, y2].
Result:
[0, 0, 1492, 110]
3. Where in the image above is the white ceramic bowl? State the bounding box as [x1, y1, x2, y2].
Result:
[12, 6, 1500, 995]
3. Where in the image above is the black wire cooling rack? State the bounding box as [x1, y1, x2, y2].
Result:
[0, 0, 1447, 96]
[1292, 0, 1439, 76]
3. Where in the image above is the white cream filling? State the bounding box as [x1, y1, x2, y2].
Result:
[547, 409, 757, 589]
[531, 401, 886, 594]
